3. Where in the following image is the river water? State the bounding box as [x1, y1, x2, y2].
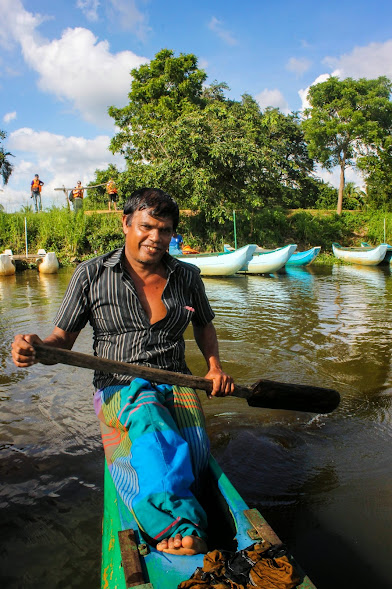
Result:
[1, 264, 391, 588]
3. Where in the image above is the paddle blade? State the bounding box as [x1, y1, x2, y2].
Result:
[246, 379, 340, 414]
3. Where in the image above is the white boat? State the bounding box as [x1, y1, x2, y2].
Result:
[332, 243, 388, 266]
[174, 244, 257, 276]
[239, 244, 297, 274]
[0, 252, 16, 276]
[37, 251, 59, 274]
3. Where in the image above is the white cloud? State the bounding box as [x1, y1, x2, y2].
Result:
[323, 39, 392, 79]
[3, 111, 17, 123]
[255, 88, 289, 114]
[108, 0, 151, 40]
[208, 17, 237, 46]
[76, 0, 100, 22]
[286, 57, 312, 76]
[1, 0, 148, 127]
[2, 127, 124, 212]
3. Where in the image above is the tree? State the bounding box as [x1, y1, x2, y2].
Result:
[302, 76, 392, 214]
[108, 49, 314, 221]
[109, 49, 207, 163]
[0, 130, 14, 185]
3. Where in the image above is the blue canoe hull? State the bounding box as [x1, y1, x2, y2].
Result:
[286, 246, 321, 266]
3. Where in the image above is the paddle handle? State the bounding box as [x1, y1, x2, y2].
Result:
[33, 344, 340, 413]
[33, 344, 251, 396]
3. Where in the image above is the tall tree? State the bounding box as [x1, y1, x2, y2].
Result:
[109, 49, 207, 163]
[108, 49, 314, 220]
[302, 76, 392, 214]
[0, 130, 14, 185]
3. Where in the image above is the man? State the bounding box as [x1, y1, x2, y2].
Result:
[169, 231, 184, 255]
[30, 174, 44, 212]
[72, 181, 84, 212]
[11, 188, 233, 556]
[106, 178, 118, 211]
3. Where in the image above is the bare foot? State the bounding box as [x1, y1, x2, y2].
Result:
[156, 533, 207, 555]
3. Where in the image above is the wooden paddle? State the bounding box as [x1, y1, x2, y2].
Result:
[33, 344, 340, 414]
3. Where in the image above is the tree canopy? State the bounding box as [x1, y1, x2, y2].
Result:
[302, 76, 392, 214]
[108, 49, 315, 221]
[0, 130, 14, 185]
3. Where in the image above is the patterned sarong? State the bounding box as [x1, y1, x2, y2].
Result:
[94, 378, 210, 543]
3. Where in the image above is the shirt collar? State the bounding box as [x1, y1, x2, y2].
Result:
[103, 247, 124, 268]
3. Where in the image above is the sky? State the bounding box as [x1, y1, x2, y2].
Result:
[1, 0, 392, 212]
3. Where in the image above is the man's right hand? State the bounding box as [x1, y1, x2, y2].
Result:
[11, 334, 43, 367]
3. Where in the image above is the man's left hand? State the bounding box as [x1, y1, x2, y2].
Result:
[204, 367, 234, 397]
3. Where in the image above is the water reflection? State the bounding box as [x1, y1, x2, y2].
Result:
[332, 263, 389, 289]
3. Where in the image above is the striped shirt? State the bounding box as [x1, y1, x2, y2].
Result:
[54, 247, 215, 389]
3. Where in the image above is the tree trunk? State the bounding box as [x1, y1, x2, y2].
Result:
[337, 160, 345, 215]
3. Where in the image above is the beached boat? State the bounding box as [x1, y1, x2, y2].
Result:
[0, 251, 16, 276]
[174, 244, 257, 276]
[36, 250, 59, 274]
[332, 243, 388, 266]
[361, 242, 392, 264]
[101, 455, 316, 589]
[238, 244, 297, 274]
[286, 246, 321, 267]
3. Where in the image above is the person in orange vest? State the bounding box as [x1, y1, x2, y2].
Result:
[106, 179, 118, 211]
[30, 174, 44, 212]
[72, 181, 84, 212]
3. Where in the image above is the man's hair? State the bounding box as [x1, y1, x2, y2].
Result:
[123, 188, 179, 230]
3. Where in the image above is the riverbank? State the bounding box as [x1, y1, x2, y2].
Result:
[1, 207, 391, 266]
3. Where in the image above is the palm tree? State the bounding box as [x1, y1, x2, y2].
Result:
[0, 130, 14, 185]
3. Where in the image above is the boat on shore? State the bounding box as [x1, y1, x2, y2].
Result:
[36, 250, 59, 274]
[0, 252, 16, 276]
[332, 243, 388, 266]
[174, 244, 257, 276]
[101, 455, 316, 588]
[361, 242, 392, 264]
[238, 244, 297, 274]
[286, 246, 321, 267]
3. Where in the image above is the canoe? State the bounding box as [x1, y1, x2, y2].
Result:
[36, 251, 59, 274]
[361, 242, 392, 264]
[286, 246, 321, 267]
[332, 243, 388, 266]
[0, 252, 16, 276]
[101, 455, 316, 588]
[238, 244, 297, 274]
[174, 244, 257, 276]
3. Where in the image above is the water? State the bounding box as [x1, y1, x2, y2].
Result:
[1, 265, 392, 588]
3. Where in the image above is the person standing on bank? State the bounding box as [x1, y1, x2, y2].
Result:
[72, 181, 84, 212]
[30, 174, 44, 212]
[106, 178, 118, 211]
[11, 188, 234, 556]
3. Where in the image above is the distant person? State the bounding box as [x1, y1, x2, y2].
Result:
[72, 181, 84, 212]
[106, 179, 118, 211]
[169, 232, 184, 255]
[30, 174, 44, 212]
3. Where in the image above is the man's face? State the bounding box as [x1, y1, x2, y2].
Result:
[122, 208, 173, 266]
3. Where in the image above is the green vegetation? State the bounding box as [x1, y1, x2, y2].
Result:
[0, 130, 14, 186]
[4, 51, 392, 253]
[302, 76, 392, 214]
[1, 207, 391, 266]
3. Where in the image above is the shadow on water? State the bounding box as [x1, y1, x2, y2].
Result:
[209, 422, 392, 589]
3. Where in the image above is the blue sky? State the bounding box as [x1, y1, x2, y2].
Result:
[1, 0, 392, 212]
